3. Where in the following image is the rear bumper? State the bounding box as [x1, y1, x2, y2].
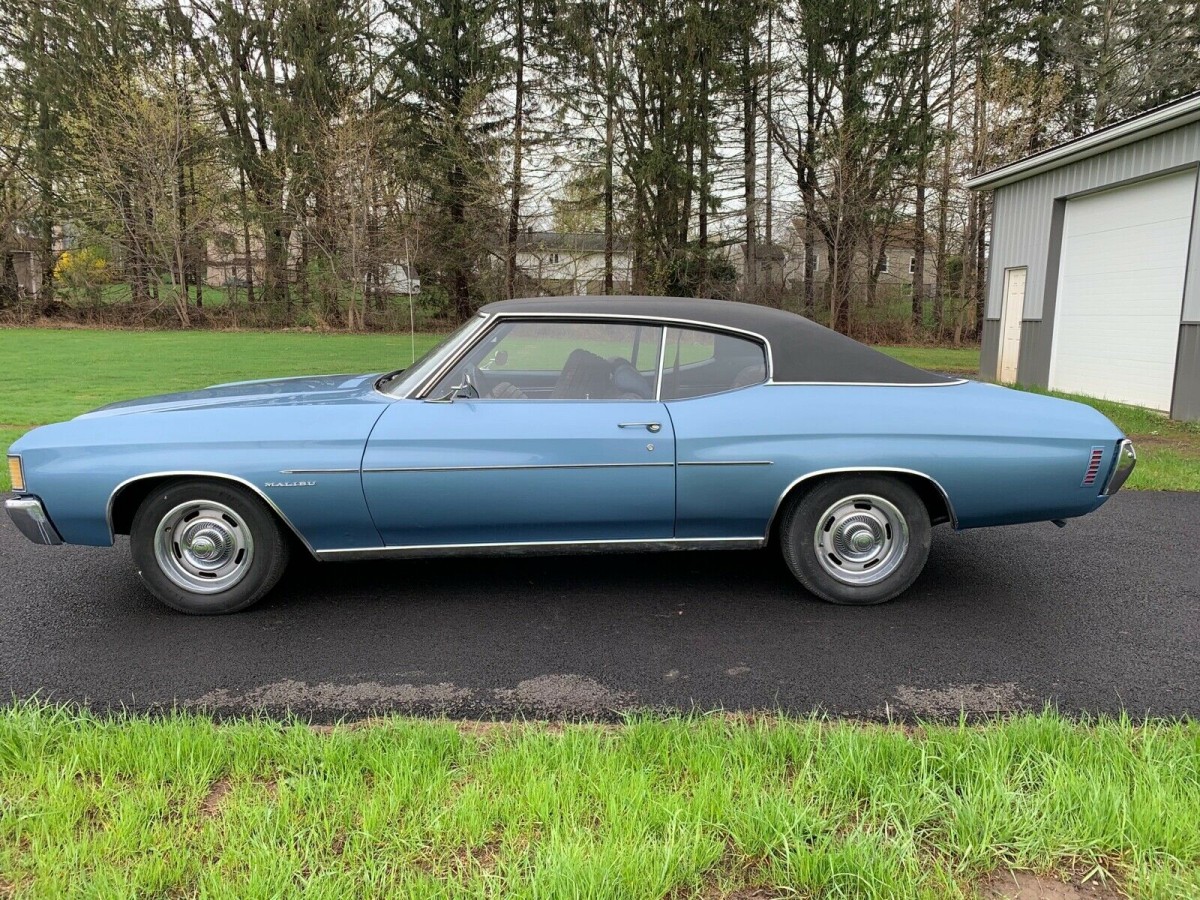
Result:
[4, 496, 63, 545]
[1101, 439, 1137, 496]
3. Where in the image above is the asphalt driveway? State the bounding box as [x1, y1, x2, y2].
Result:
[1, 491, 1197, 722]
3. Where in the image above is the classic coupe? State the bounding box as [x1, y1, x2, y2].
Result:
[6, 296, 1136, 614]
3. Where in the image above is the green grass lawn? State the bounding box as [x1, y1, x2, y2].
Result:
[1, 704, 1197, 899]
[877, 344, 983, 376]
[1, 327, 1196, 491]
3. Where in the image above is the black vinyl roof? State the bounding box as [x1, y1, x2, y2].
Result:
[478, 296, 955, 385]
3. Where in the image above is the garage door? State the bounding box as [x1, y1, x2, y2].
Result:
[1050, 169, 1196, 411]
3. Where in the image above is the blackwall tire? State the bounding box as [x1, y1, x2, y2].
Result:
[129, 479, 290, 615]
[779, 475, 931, 606]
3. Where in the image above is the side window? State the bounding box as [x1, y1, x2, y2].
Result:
[431, 320, 663, 401]
[660, 327, 767, 400]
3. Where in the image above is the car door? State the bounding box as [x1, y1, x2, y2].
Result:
[361, 318, 675, 548]
[659, 325, 775, 539]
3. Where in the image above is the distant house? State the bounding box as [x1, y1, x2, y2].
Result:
[726, 221, 938, 294]
[513, 231, 633, 295]
[377, 263, 420, 296]
[3, 231, 48, 297]
[204, 230, 261, 288]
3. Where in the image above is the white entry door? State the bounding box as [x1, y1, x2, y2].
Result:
[1049, 169, 1196, 411]
[998, 267, 1026, 383]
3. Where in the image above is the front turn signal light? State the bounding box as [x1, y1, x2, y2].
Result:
[7, 456, 24, 493]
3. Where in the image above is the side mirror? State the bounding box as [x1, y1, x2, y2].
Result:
[425, 381, 473, 403]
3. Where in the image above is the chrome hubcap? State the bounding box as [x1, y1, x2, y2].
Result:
[153, 501, 254, 594]
[813, 494, 909, 587]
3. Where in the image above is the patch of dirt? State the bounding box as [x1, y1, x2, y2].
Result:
[981, 870, 1126, 900]
[1127, 433, 1200, 452]
[890, 682, 1027, 717]
[190, 679, 473, 713]
[199, 777, 232, 818]
[412, 840, 502, 878]
[672, 884, 783, 900]
[492, 674, 632, 717]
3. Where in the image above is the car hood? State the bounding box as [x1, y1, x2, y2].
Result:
[75, 372, 385, 419]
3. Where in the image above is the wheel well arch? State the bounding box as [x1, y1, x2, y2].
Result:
[766, 468, 956, 544]
[106, 472, 316, 557]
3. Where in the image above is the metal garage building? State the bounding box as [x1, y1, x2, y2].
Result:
[969, 92, 1200, 420]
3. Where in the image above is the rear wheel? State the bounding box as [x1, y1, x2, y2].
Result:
[130, 479, 290, 614]
[779, 475, 931, 605]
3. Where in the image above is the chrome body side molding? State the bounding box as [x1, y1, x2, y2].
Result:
[677, 460, 773, 467]
[362, 462, 674, 474]
[279, 468, 359, 475]
[763, 467, 960, 536]
[314, 536, 765, 562]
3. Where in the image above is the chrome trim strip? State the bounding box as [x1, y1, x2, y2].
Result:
[5, 496, 64, 545]
[414, 311, 774, 399]
[315, 536, 765, 562]
[654, 327, 669, 401]
[763, 467, 960, 537]
[104, 470, 319, 557]
[765, 379, 968, 388]
[678, 460, 773, 467]
[279, 468, 359, 474]
[363, 462, 674, 474]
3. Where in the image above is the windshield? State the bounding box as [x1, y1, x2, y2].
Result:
[380, 316, 487, 397]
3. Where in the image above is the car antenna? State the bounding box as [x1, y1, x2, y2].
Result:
[404, 236, 416, 367]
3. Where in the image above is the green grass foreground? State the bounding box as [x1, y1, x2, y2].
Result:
[1, 705, 1197, 898]
[0, 327, 1196, 491]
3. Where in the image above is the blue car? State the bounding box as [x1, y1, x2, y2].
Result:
[5, 297, 1136, 614]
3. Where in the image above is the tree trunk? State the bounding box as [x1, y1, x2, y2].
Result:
[742, 35, 757, 301]
[912, 3, 931, 331]
[934, 0, 961, 336]
[763, 7, 774, 304]
[239, 161, 255, 306]
[697, 37, 709, 295]
[801, 46, 817, 317]
[449, 164, 471, 321]
[603, 5, 616, 295]
[506, 3, 525, 300]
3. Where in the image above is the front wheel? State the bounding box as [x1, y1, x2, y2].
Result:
[779, 475, 931, 606]
[130, 479, 290, 614]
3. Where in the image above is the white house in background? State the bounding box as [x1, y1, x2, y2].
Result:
[514, 231, 633, 295]
[378, 263, 420, 296]
[724, 221, 939, 294]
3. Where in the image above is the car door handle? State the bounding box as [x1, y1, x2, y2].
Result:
[618, 422, 661, 433]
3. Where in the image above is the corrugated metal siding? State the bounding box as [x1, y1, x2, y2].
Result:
[983, 120, 1200, 394]
[1171, 325, 1200, 421]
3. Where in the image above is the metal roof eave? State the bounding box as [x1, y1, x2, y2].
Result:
[966, 93, 1200, 191]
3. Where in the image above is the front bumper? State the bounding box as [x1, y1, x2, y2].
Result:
[4, 496, 63, 545]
